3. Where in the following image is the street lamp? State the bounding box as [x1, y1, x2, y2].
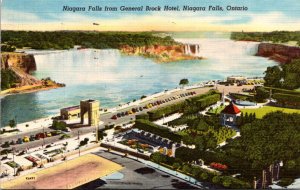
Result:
[42, 125, 45, 148]
[78, 130, 81, 157]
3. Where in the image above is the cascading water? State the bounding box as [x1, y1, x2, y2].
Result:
[178, 38, 260, 58]
[184, 44, 201, 56]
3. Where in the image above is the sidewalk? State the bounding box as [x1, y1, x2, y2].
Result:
[1, 116, 54, 137]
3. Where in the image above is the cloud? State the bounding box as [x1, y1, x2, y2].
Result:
[1, 8, 40, 24]
[2, 6, 300, 32]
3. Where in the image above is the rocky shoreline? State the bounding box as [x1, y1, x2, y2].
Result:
[256, 43, 300, 64]
[1, 52, 65, 96]
[120, 44, 202, 63]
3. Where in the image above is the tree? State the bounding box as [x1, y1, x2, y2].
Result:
[8, 119, 16, 128]
[182, 164, 192, 174]
[222, 177, 232, 188]
[240, 112, 300, 170]
[151, 152, 167, 163]
[281, 59, 300, 90]
[255, 87, 270, 102]
[200, 172, 208, 180]
[173, 162, 181, 170]
[52, 120, 67, 131]
[212, 175, 221, 184]
[264, 66, 282, 88]
[179, 78, 189, 87]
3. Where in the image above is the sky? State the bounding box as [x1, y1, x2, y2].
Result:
[1, 0, 300, 32]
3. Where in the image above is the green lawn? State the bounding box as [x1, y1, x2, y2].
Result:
[208, 105, 225, 114]
[241, 106, 300, 119]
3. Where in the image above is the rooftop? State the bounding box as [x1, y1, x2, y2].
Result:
[221, 102, 241, 115]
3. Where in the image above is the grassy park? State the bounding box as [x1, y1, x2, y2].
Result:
[241, 106, 300, 119]
[208, 105, 225, 114]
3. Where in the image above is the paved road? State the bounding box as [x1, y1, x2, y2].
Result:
[1, 85, 253, 151]
[78, 150, 203, 189]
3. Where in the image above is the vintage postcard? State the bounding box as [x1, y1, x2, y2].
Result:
[1, 0, 300, 189]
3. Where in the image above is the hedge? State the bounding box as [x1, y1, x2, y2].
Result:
[135, 113, 149, 120]
[147, 101, 185, 121]
[196, 94, 221, 108]
[148, 90, 221, 121]
[189, 89, 219, 102]
[134, 119, 182, 142]
[273, 93, 300, 106]
[264, 87, 300, 96]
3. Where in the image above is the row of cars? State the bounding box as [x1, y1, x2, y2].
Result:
[5, 130, 63, 145]
[110, 91, 197, 120]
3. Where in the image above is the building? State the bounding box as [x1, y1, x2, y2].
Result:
[80, 99, 100, 126]
[227, 76, 246, 83]
[220, 102, 241, 126]
[60, 99, 100, 126]
[60, 105, 80, 120]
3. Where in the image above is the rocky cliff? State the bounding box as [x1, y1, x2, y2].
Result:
[120, 44, 201, 63]
[256, 43, 300, 64]
[1, 53, 40, 86]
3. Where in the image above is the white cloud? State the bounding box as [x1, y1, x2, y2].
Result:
[1, 8, 40, 24]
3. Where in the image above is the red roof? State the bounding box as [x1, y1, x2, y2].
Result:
[221, 102, 241, 115]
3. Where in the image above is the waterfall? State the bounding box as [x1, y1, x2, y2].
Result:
[245, 43, 259, 56]
[184, 44, 200, 56]
[180, 39, 260, 58]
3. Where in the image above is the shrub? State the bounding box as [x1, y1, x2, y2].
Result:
[273, 93, 300, 107]
[136, 114, 149, 120]
[175, 147, 202, 162]
[134, 119, 182, 142]
[277, 178, 295, 187]
[148, 101, 185, 121]
[52, 120, 67, 131]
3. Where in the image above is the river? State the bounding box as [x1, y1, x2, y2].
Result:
[1, 34, 277, 127]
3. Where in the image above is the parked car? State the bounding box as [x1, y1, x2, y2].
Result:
[23, 136, 30, 142]
[35, 133, 45, 139]
[117, 113, 121, 117]
[10, 140, 16, 145]
[139, 107, 143, 111]
[46, 132, 52, 137]
[17, 138, 23, 144]
[111, 115, 117, 120]
[30, 135, 35, 141]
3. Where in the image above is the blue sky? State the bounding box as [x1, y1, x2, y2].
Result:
[2, 0, 300, 31]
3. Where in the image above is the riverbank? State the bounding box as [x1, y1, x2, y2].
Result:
[1, 52, 65, 97]
[0, 82, 65, 97]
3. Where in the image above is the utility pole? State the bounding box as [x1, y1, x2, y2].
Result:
[12, 148, 16, 176]
[42, 125, 45, 148]
[96, 124, 99, 143]
[78, 130, 80, 157]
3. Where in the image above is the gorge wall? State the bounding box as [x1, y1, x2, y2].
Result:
[1, 53, 40, 86]
[256, 43, 300, 64]
[120, 44, 201, 62]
